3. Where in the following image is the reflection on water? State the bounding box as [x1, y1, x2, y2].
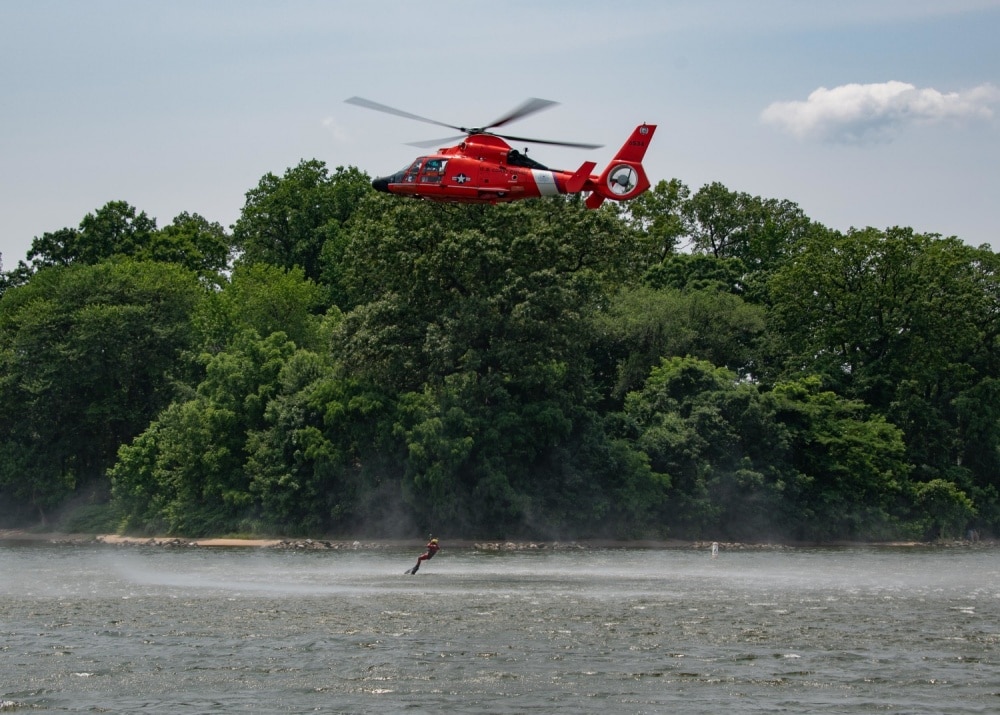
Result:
[1, 543, 998, 713]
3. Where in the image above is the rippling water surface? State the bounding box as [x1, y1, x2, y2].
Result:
[1, 542, 998, 713]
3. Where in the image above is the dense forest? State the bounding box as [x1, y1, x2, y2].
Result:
[1, 160, 997, 542]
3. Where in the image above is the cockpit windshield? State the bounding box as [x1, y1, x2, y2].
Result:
[401, 159, 423, 181]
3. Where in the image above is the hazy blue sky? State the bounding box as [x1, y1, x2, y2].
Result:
[2, 0, 998, 267]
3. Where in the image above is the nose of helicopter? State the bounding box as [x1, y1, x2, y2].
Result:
[372, 176, 390, 193]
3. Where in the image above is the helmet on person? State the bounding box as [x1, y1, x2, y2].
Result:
[430, 538, 438, 544]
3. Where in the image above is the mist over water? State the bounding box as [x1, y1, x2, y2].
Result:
[2, 543, 998, 713]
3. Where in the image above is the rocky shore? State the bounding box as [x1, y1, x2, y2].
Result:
[1, 529, 993, 551]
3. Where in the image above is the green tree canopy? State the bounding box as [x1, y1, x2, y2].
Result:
[618, 178, 690, 265]
[591, 284, 766, 401]
[766, 376, 910, 540]
[233, 161, 372, 287]
[193, 262, 327, 354]
[685, 182, 810, 270]
[111, 331, 297, 535]
[0, 260, 203, 520]
[3, 162, 996, 542]
[145, 212, 232, 280]
[768, 226, 1000, 528]
[11, 201, 232, 283]
[32, 201, 158, 267]
[331, 196, 662, 536]
[619, 356, 787, 539]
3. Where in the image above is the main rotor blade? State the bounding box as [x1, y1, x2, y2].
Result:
[347, 95, 601, 150]
[409, 132, 603, 150]
[485, 97, 559, 130]
[406, 135, 467, 149]
[345, 96, 461, 132]
[496, 133, 603, 150]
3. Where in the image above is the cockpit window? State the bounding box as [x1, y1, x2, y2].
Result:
[402, 159, 424, 182]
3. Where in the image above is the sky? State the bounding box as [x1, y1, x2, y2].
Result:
[2, 0, 999, 269]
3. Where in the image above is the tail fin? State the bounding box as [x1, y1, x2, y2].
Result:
[610, 123, 656, 164]
[566, 161, 597, 194]
[586, 124, 656, 208]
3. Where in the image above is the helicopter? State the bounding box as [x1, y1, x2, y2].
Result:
[345, 96, 656, 209]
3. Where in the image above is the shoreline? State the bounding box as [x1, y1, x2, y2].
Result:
[0, 529, 993, 551]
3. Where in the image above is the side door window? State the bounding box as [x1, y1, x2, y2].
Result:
[419, 159, 447, 184]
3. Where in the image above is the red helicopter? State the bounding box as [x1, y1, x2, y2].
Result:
[345, 97, 656, 209]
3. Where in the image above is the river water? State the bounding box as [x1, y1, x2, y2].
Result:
[1, 542, 997, 714]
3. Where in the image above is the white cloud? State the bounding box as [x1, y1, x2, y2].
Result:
[761, 81, 1000, 144]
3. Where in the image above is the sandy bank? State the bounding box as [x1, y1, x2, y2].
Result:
[95, 534, 285, 548]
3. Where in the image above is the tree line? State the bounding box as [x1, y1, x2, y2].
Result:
[1, 160, 996, 541]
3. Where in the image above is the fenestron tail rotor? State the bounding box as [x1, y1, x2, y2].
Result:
[608, 165, 638, 195]
[345, 96, 602, 149]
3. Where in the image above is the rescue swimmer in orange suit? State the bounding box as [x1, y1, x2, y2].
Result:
[407, 538, 439, 574]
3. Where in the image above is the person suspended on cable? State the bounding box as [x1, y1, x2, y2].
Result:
[407, 537, 440, 574]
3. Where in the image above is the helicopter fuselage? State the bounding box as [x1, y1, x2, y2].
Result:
[371, 125, 656, 208]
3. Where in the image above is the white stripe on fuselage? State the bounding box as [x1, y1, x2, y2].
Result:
[530, 170, 560, 196]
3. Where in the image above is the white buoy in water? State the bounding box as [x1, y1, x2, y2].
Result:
[711, 542, 719, 558]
